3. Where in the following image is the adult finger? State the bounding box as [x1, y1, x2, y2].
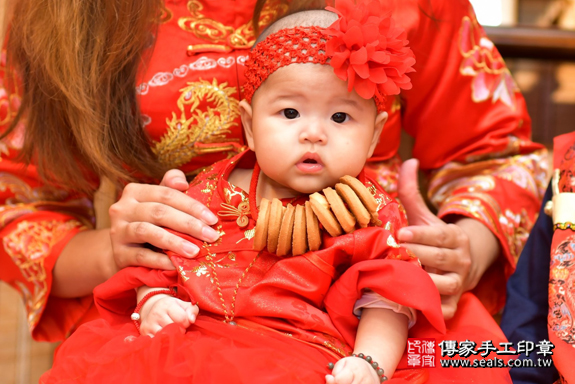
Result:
[116, 246, 176, 270]
[160, 169, 189, 191]
[121, 222, 200, 257]
[427, 272, 464, 297]
[123, 184, 218, 227]
[441, 293, 460, 320]
[397, 224, 463, 250]
[134, 202, 220, 242]
[397, 159, 442, 227]
[400, 243, 462, 273]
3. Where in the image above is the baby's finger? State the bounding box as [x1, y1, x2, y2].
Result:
[140, 322, 164, 337]
[174, 300, 199, 323]
[333, 368, 354, 384]
[187, 304, 199, 323]
[166, 302, 192, 329]
[325, 374, 336, 384]
[331, 359, 346, 376]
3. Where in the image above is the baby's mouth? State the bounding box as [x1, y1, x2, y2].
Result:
[296, 153, 324, 173]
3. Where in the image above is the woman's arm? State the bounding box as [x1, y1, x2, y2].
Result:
[51, 169, 220, 298]
[393, 0, 547, 317]
[397, 159, 501, 318]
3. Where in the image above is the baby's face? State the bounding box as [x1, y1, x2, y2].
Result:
[242, 63, 387, 195]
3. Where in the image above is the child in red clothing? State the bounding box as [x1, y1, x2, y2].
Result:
[41, 2, 511, 383]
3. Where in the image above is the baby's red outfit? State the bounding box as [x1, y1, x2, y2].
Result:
[41, 150, 512, 383]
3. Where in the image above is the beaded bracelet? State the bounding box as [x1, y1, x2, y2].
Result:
[327, 353, 388, 382]
[131, 287, 177, 331]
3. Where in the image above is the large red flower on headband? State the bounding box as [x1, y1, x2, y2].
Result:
[324, 0, 416, 99]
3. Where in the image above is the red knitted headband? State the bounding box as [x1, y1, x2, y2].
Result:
[244, 0, 416, 113]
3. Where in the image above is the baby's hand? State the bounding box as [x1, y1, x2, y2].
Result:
[325, 356, 380, 384]
[139, 294, 199, 337]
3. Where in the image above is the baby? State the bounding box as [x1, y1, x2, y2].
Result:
[41, 2, 446, 383]
[136, 5, 425, 383]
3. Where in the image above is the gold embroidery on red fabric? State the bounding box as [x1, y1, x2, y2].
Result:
[432, 185, 530, 261]
[0, 173, 95, 229]
[549, 234, 575, 346]
[429, 151, 548, 260]
[219, 186, 250, 228]
[178, 0, 287, 50]
[458, 13, 517, 109]
[152, 79, 241, 169]
[236, 228, 255, 244]
[3, 220, 85, 330]
[366, 181, 392, 212]
[365, 156, 401, 196]
[159, 3, 173, 23]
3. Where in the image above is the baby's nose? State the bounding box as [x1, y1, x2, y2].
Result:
[300, 121, 327, 143]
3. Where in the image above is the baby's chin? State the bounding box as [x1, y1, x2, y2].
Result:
[289, 180, 340, 195]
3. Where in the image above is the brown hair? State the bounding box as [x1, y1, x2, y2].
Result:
[3, 0, 165, 193]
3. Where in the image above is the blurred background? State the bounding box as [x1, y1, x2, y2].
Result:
[1, 0, 575, 383]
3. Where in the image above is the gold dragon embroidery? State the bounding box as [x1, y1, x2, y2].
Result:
[178, 0, 288, 50]
[152, 79, 240, 168]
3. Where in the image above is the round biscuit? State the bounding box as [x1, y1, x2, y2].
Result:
[276, 204, 296, 256]
[335, 183, 371, 228]
[253, 198, 271, 251]
[305, 201, 322, 251]
[309, 192, 342, 237]
[339, 175, 381, 226]
[292, 204, 308, 256]
[267, 198, 284, 253]
[323, 187, 356, 234]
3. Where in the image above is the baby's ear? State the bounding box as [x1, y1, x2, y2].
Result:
[368, 111, 388, 158]
[239, 100, 255, 151]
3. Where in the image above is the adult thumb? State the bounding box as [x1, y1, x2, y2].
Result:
[398, 158, 438, 226]
[160, 169, 189, 191]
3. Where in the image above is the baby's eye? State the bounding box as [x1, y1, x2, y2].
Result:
[282, 109, 300, 119]
[331, 112, 349, 123]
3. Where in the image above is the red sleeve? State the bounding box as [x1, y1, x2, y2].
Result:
[323, 178, 445, 346]
[395, 0, 546, 313]
[0, 49, 96, 342]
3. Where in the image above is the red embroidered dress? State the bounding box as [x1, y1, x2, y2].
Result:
[40, 151, 512, 383]
[0, 0, 546, 343]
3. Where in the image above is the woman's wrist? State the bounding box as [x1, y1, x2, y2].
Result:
[52, 228, 115, 297]
[453, 217, 500, 291]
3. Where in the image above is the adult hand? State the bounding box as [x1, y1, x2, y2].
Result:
[109, 169, 220, 272]
[396, 159, 473, 319]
